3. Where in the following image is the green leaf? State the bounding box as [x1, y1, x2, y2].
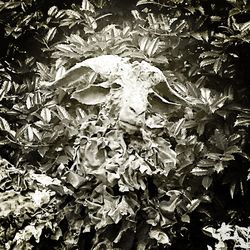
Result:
[72, 86, 110, 105]
[33, 128, 41, 140]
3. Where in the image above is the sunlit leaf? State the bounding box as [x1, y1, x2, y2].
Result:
[146, 37, 159, 57]
[213, 58, 222, 74]
[48, 6, 58, 16]
[33, 92, 42, 105]
[191, 167, 211, 176]
[149, 229, 170, 245]
[41, 108, 52, 123]
[234, 114, 250, 127]
[187, 199, 200, 212]
[200, 59, 216, 68]
[139, 37, 150, 52]
[241, 21, 250, 33]
[181, 214, 190, 223]
[0, 81, 12, 101]
[81, 0, 95, 12]
[26, 95, 34, 109]
[172, 118, 185, 137]
[0, 116, 15, 136]
[27, 125, 34, 141]
[46, 27, 57, 42]
[56, 105, 71, 120]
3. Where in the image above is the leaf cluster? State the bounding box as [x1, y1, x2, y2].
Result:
[0, 0, 250, 249]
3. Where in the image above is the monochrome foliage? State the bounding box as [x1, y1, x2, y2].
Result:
[0, 0, 249, 249]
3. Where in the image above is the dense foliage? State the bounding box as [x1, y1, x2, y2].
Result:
[0, 0, 250, 249]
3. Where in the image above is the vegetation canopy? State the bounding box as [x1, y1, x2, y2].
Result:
[0, 0, 249, 249]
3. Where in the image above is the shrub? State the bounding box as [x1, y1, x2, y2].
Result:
[0, 0, 250, 249]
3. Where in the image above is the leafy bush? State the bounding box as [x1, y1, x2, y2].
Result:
[0, 0, 250, 249]
[204, 223, 250, 249]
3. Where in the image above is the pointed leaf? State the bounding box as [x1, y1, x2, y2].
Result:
[46, 27, 57, 42]
[27, 125, 34, 141]
[146, 38, 159, 57]
[200, 59, 216, 68]
[26, 95, 34, 109]
[41, 108, 52, 123]
[191, 167, 211, 176]
[81, 0, 95, 12]
[0, 116, 15, 136]
[241, 21, 250, 33]
[187, 199, 200, 212]
[56, 105, 71, 120]
[230, 182, 236, 199]
[172, 118, 185, 136]
[213, 58, 222, 74]
[34, 92, 42, 105]
[33, 127, 41, 140]
[55, 66, 66, 81]
[139, 37, 151, 52]
[181, 214, 190, 223]
[48, 6, 58, 16]
[0, 81, 12, 101]
[202, 176, 212, 190]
